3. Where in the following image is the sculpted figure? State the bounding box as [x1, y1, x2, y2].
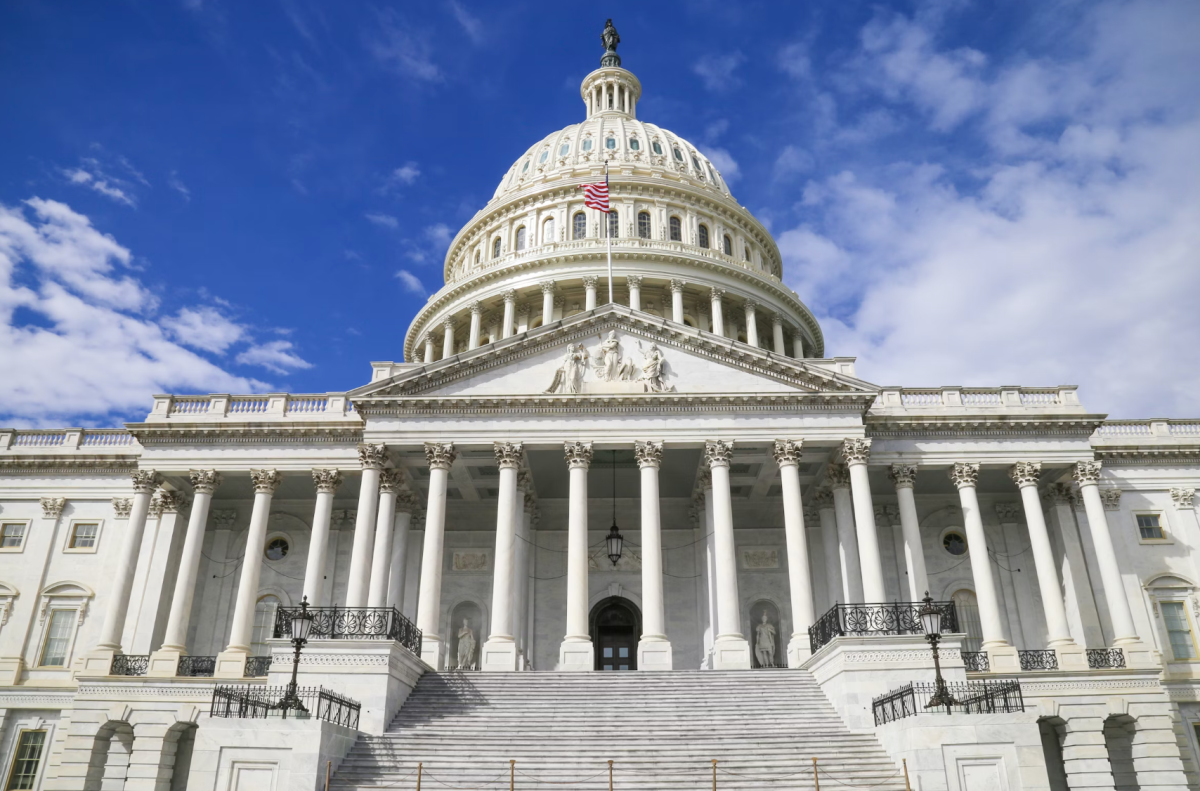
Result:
[754, 612, 777, 668]
[601, 18, 620, 53]
[545, 343, 590, 393]
[594, 331, 623, 381]
[638, 341, 674, 392]
[456, 618, 476, 670]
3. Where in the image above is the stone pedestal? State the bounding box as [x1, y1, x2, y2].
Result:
[711, 636, 751, 670]
[1052, 642, 1090, 672]
[420, 636, 444, 671]
[0, 658, 22, 685]
[146, 647, 184, 678]
[558, 638, 594, 672]
[786, 635, 811, 668]
[1115, 638, 1158, 669]
[984, 643, 1022, 674]
[213, 648, 250, 679]
[481, 637, 519, 672]
[637, 637, 673, 671]
[78, 647, 118, 677]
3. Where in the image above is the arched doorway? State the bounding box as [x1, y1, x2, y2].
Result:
[589, 597, 641, 671]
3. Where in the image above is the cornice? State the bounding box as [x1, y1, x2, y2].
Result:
[127, 423, 364, 446]
[1094, 446, 1200, 466]
[866, 414, 1106, 439]
[0, 456, 140, 475]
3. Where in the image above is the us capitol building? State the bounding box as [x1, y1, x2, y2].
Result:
[1, 23, 1198, 791]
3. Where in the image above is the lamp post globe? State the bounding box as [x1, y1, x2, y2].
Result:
[920, 592, 958, 711]
[279, 595, 313, 717]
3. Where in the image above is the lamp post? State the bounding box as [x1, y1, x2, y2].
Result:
[278, 595, 314, 718]
[919, 592, 958, 711]
[606, 450, 623, 566]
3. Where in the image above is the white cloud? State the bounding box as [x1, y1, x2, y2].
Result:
[369, 11, 442, 83]
[395, 269, 427, 296]
[168, 170, 191, 201]
[423, 223, 452, 247]
[774, 145, 814, 177]
[448, 1, 484, 44]
[365, 212, 399, 229]
[62, 167, 136, 207]
[698, 146, 740, 183]
[235, 340, 312, 375]
[693, 52, 746, 92]
[390, 162, 421, 186]
[162, 306, 246, 353]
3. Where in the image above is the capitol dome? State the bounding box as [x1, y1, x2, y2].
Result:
[403, 25, 824, 364]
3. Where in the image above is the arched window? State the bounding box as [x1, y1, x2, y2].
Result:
[669, 216, 682, 241]
[698, 224, 710, 249]
[607, 210, 619, 239]
[637, 211, 651, 239]
[629, 138, 640, 151]
[521, 159, 530, 173]
[251, 595, 280, 656]
[692, 156, 702, 172]
[652, 141, 663, 155]
[723, 234, 733, 256]
[673, 147, 684, 162]
[743, 245, 751, 262]
[559, 142, 571, 156]
[605, 137, 616, 150]
[474, 250, 480, 266]
[539, 150, 549, 163]
[582, 138, 593, 152]
[492, 237, 502, 259]
[515, 226, 527, 251]
[573, 212, 587, 240]
[543, 217, 556, 244]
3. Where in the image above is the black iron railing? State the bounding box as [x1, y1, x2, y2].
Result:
[809, 601, 958, 653]
[1018, 649, 1058, 671]
[274, 606, 422, 656]
[1086, 648, 1126, 669]
[177, 655, 216, 677]
[210, 684, 360, 729]
[111, 654, 149, 676]
[873, 680, 1025, 725]
[244, 656, 272, 677]
[961, 651, 990, 672]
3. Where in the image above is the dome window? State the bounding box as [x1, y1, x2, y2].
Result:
[692, 156, 702, 172]
[698, 224, 710, 249]
[515, 226, 527, 251]
[652, 141, 663, 155]
[522, 159, 530, 173]
[629, 138, 640, 151]
[607, 210, 619, 238]
[539, 150, 549, 164]
[637, 211, 651, 239]
[573, 212, 587, 240]
[743, 245, 751, 262]
[560, 142, 571, 156]
[723, 234, 733, 256]
[708, 165, 718, 183]
[673, 147, 683, 162]
[605, 137, 616, 150]
[669, 216, 682, 242]
[543, 217, 556, 244]
[492, 237, 502, 259]
[582, 139, 593, 152]
[474, 250, 480, 266]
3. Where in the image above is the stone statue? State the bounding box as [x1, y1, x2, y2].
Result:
[754, 612, 777, 668]
[601, 19, 620, 53]
[456, 618, 476, 670]
[546, 343, 590, 394]
[637, 341, 674, 392]
[593, 331, 636, 381]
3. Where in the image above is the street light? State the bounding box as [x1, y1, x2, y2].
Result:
[606, 450, 623, 566]
[278, 595, 314, 718]
[919, 592, 958, 711]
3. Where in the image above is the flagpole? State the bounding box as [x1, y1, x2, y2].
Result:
[605, 161, 613, 305]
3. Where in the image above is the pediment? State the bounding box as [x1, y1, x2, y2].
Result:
[353, 305, 878, 406]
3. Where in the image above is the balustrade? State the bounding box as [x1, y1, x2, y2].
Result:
[808, 601, 958, 653]
[273, 605, 422, 656]
[873, 680, 1024, 725]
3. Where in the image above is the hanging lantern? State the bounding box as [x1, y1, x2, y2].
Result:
[607, 523, 624, 565]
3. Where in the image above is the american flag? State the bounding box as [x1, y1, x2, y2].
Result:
[579, 177, 610, 213]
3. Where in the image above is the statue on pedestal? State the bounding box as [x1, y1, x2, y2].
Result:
[456, 618, 476, 670]
[754, 612, 777, 668]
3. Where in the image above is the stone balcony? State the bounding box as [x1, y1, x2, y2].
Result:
[0, 428, 141, 455]
[142, 393, 361, 424]
[869, 385, 1087, 417]
[1092, 419, 1200, 447]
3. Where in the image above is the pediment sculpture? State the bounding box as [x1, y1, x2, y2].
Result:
[545, 331, 676, 394]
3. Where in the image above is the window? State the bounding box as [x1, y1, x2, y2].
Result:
[543, 217, 555, 244]
[1162, 601, 1198, 660]
[515, 226, 527, 251]
[698, 224, 710, 249]
[264, 537, 289, 561]
[582, 138, 593, 151]
[572, 212, 587, 240]
[669, 216, 682, 241]
[629, 138, 640, 150]
[521, 159, 530, 173]
[673, 147, 683, 162]
[251, 595, 281, 656]
[744, 244, 751, 262]
[1137, 513, 1165, 541]
[943, 531, 968, 556]
[0, 523, 26, 550]
[474, 250, 480, 266]
[559, 142, 570, 156]
[637, 211, 651, 239]
[67, 523, 98, 550]
[5, 730, 46, 790]
[607, 210, 619, 238]
[492, 237, 501, 259]
[692, 156, 702, 171]
[39, 610, 73, 667]
[652, 141, 663, 155]
[723, 234, 733, 256]
[539, 150, 548, 163]
[605, 137, 616, 150]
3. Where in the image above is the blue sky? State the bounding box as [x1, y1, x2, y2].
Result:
[1, 0, 1197, 426]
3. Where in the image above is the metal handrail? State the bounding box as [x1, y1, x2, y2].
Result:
[808, 601, 959, 653]
[273, 605, 422, 656]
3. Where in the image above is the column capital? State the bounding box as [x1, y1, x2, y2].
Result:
[669, 278, 686, 294]
[424, 442, 457, 470]
[564, 441, 593, 469]
[771, 312, 784, 327]
[1009, 461, 1042, 488]
[250, 469, 283, 494]
[494, 441, 526, 469]
[40, 497, 66, 519]
[502, 288, 518, 304]
[825, 463, 851, 490]
[395, 490, 419, 513]
[697, 469, 713, 490]
[635, 440, 664, 468]
[539, 279, 557, 295]
[524, 491, 537, 513]
[810, 488, 834, 509]
[379, 468, 406, 493]
[149, 493, 165, 518]
[158, 491, 188, 513]
[709, 287, 725, 300]
[358, 443, 388, 470]
[949, 462, 980, 490]
[772, 439, 803, 466]
[743, 299, 757, 311]
[995, 502, 1022, 522]
[443, 317, 456, 331]
[1072, 460, 1103, 486]
[312, 468, 344, 494]
[840, 438, 872, 465]
[626, 274, 643, 288]
[1171, 488, 1196, 510]
[111, 497, 132, 519]
[516, 469, 532, 492]
[887, 463, 917, 489]
[582, 275, 599, 289]
[1100, 488, 1122, 510]
[189, 469, 223, 495]
[704, 440, 734, 468]
[1041, 482, 1078, 507]
[131, 469, 162, 494]
[470, 300, 484, 315]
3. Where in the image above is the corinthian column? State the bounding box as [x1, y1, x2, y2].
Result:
[774, 440, 815, 666]
[345, 443, 387, 608]
[417, 443, 456, 668]
[707, 440, 751, 669]
[387, 491, 418, 613]
[841, 439, 885, 603]
[468, 302, 483, 349]
[636, 441, 672, 670]
[583, 277, 598, 311]
[669, 279, 685, 323]
[744, 301, 759, 347]
[812, 489, 842, 607]
[216, 469, 282, 678]
[772, 314, 786, 355]
[887, 464, 928, 601]
[502, 289, 517, 338]
[827, 463, 864, 602]
[304, 469, 342, 606]
[559, 442, 594, 671]
[540, 281, 556, 325]
[368, 469, 404, 607]
[424, 335, 435, 364]
[627, 275, 642, 311]
[148, 470, 220, 675]
[483, 442, 524, 671]
[709, 288, 725, 338]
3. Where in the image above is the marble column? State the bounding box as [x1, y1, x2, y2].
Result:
[501, 290, 517, 338]
[774, 440, 815, 665]
[1010, 462, 1088, 670]
[417, 442, 456, 668]
[387, 492, 417, 613]
[215, 469, 282, 677]
[627, 275, 642, 311]
[303, 469, 342, 607]
[540, 281, 555, 325]
[887, 465, 929, 601]
[559, 441, 594, 671]
[791, 331, 804, 359]
[468, 301, 483, 349]
[442, 319, 455, 358]
[1074, 461, 1152, 666]
[950, 463, 1018, 671]
[812, 489, 842, 606]
[147, 470, 220, 675]
[484, 442, 524, 671]
[772, 315, 786, 355]
[709, 288, 725, 338]
[345, 444, 387, 609]
[842, 439, 886, 603]
[700, 479, 719, 668]
[635, 441, 672, 670]
[368, 469, 404, 608]
[706, 440, 751, 669]
[669, 279, 685, 324]
[423, 336, 435, 364]
[744, 301, 759, 347]
[513, 488, 534, 668]
[583, 276, 598, 311]
[827, 464, 864, 603]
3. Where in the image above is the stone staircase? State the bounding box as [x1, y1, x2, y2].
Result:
[330, 670, 906, 790]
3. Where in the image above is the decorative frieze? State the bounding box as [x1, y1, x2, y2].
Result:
[312, 469, 344, 494]
[424, 442, 457, 470]
[189, 469, 222, 495]
[111, 498, 132, 519]
[704, 440, 733, 468]
[494, 441, 525, 469]
[742, 548, 780, 569]
[841, 438, 872, 465]
[771, 439, 802, 466]
[452, 551, 489, 572]
[634, 440, 663, 468]
[887, 464, 917, 489]
[1072, 460, 1103, 485]
[825, 463, 851, 490]
[1009, 461, 1042, 488]
[40, 497, 66, 519]
[131, 470, 162, 494]
[1171, 488, 1196, 510]
[564, 441, 594, 469]
[995, 502, 1022, 522]
[949, 462, 980, 489]
[1100, 489, 1122, 510]
[379, 468, 405, 492]
[250, 469, 283, 495]
[358, 443, 388, 470]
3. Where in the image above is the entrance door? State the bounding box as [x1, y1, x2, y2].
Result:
[591, 598, 640, 671]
